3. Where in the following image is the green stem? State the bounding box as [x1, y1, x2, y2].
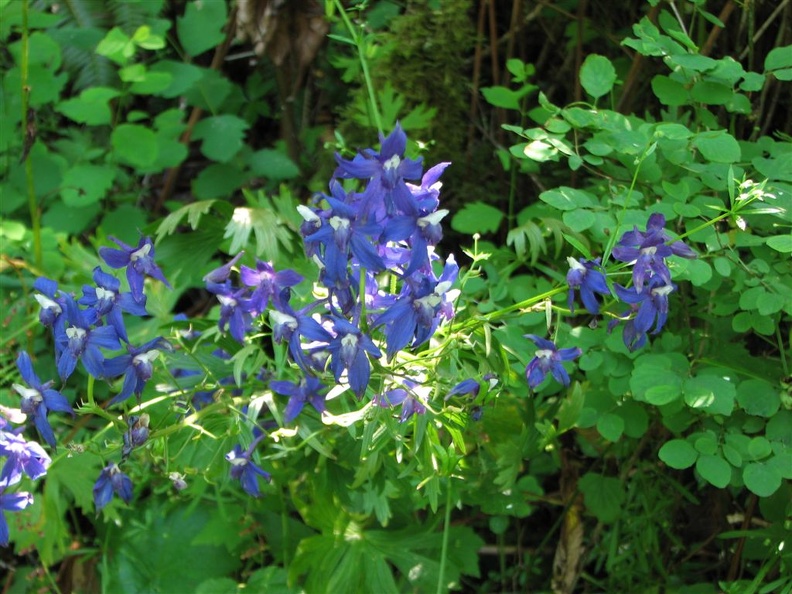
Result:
[20, 0, 42, 269]
[436, 480, 453, 594]
[87, 375, 96, 407]
[333, 0, 383, 134]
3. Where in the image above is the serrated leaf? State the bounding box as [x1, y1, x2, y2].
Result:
[111, 123, 158, 169]
[192, 115, 249, 163]
[156, 200, 216, 241]
[61, 164, 116, 207]
[579, 474, 624, 523]
[177, 0, 227, 57]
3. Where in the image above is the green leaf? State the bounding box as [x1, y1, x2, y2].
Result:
[451, 201, 504, 235]
[596, 412, 624, 442]
[580, 54, 617, 99]
[695, 131, 741, 164]
[195, 578, 238, 594]
[100, 204, 149, 245]
[643, 383, 682, 406]
[157, 200, 217, 241]
[651, 75, 689, 106]
[95, 26, 135, 65]
[766, 235, 792, 253]
[60, 164, 116, 207]
[765, 45, 792, 72]
[659, 439, 698, 469]
[696, 454, 731, 488]
[539, 186, 596, 211]
[55, 87, 121, 125]
[747, 436, 772, 461]
[736, 379, 780, 417]
[683, 375, 735, 416]
[562, 209, 596, 232]
[151, 60, 206, 98]
[691, 81, 733, 105]
[193, 163, 246, 199]
[248, 149, 300, 180]
[177, 0, 227, 57]
[111, 124, 158, 169]
[579, 473, 624, 523]
[743, 462, 782, 497]
[481, 85, 523, 110]
[192, 115, 249, 163]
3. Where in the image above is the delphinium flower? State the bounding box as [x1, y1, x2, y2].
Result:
[524, 335, 582, 390]
[0, 431, 51, 487]
[32, 277, 65, 336]
[270, 376, 328, 423]
[566, 257, 611, 315]
[612, 213, 696, 292]
[205, 280, 254, 343]
[225, 437, 270, 497]
[326, 316, 382, 398]
[55, 295, 121, 382]
[382, 207, 450, 276]
[203, 251, 245, 284]
[99, 235, 171, 303]
[79, 266, 148, 343]
[613, 276, 677, 351]
[102, 337, 170, 405]
[0, 486, 34, 547]
[240, 259, 303, 315]
[444, 374, 498, 401]
[12, 352, 74, 447]
[121, 414, 150, 458]
[269, 303, 333, 373]
[374, 383, 426, 423]
[93, 462, 133, 512]
[334, 122, 424, 218]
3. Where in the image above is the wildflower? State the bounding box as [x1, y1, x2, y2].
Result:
[383, 208, 450, 276]
[334, 122, 424, 217]
[444, 374, 498, 402]
[55, 296, 121, 381]
[225, 440, 270, 497]
[612, 213, 695, 292]
[239, 260, 303, 315]
[168, 472, 188, 491]
[270, 303, 333, 372]
[566, 257, 611, 314]
[99, 236, 171, 303]
[613, 276, 677, 350]
[206, 280, 253, 343]
[122, 414, 150, 458]
[270, 376, 328, 423]
[375, 387, 426, 423]
[0, 431, 51, 487]
[203, 251, 244, 284]
[524, 335, 582, 390]
[326, 317, 382, 398]
[93, 463, 133, 512]
[103, 337, 170, 405]
[0, 487, 34, 547]
[12, 352, 74, 448]
[79, 266, 148, 342]
[32, 277, 65, 333]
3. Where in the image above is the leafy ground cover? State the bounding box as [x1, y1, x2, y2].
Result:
[1, 1, 790, 593]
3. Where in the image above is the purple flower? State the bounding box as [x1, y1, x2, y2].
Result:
[566, 257, 611, 315]
[383, 208, 449, 276]
[203, 251, 244, 284]
[99, 236, 171, 303]
[334, 122, 424, 217]
[524, 335, 582, 390]
[122, 414, 150, 458]
[613, 276, 677, 350]
[225, 440, 271, 497]
[0, 487, 34, 547]
[206, 280, 253, 343]
[326, 317, 382, 398]
[12, 352, 74, 447]
[375, 387, 426, 423]
[0, 431, 51, 488]
[239, 260, 303, 315]
[79, 266, 148, 342]
[269, 303, 333, 372]
[55, 296, 121, 381]
[32, 277, 65, 333]
[270, 376, 328, 423]
[613, 213, 695, 292]
[93, 463, 133, 512]
[102, 337, 170, 405]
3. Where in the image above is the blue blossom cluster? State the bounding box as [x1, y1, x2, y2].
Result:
[15, 235, 172, 515]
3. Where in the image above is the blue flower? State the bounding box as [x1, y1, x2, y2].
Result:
[225, 441, 271, 497]
[566, 257, 611, 314]
[0, 487, 34, 547]
[270, 376, 328, 423]
[206, 280, 253, 343]
[12, 352, 74, 447]
[613, 276, 676, 350]
[93, 463, 133, 512]
[613, 213, 695, 292]
[122, 414, 150, 458]
[55, 296, 121, 381]
[32, 277, 65, 334]
[383, 208, 450, 276]
[0, 431, 51, 488]
[374, 387, 426, 423]
[102, 337, 170, 405]
[269, 303, 333, 372]
[203, 251, 245, 283]
[326, 317, 382, 398]
[79, 266, 148, 343]
[240, 260, 303, 315]
[524, 335, 582, 390]
[334, 122, 424, 217]
[99, 236, 171, 303]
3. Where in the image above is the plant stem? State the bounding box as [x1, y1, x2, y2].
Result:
[20, 0, 42, 269]
[436, 480, 453, 594]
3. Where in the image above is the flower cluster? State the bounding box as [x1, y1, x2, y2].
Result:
[17, 235, 173, 514]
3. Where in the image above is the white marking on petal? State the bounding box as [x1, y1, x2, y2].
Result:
[383, 154, 401, 171]
[130, 243, 152, 262]
[34, 294, 61, 313]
